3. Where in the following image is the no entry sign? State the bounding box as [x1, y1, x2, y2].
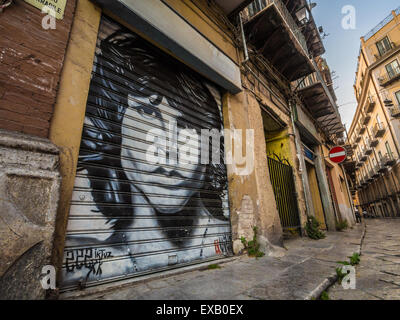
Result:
[329, 146, 347, 164]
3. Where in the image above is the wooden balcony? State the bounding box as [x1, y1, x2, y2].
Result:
[295, 68, 344, 136]
[243, 0, 314, 81]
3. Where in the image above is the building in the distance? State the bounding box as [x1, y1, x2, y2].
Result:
[346, 7, 400, 218]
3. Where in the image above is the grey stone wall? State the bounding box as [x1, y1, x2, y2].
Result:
[0, 129, 61, 299]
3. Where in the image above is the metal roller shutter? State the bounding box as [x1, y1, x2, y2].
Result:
[60, 16, 232, 291]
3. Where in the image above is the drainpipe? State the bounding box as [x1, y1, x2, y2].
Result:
[290, 99, 313, 230]
[239, 12, 249, 65]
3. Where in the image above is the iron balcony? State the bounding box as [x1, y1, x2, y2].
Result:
[383, 153, 397, 167]
[374, 41, 399, 64]
[373, 122, 386, 138]
[360, 149, 368, 162]
[390, 104, 400, 118]
[365, 96, 376, 113]
[378, 65, 400, 87]
[361, 113, 371, 125]
[378, 159, 388, 173]
[359, 125, 366, 134]
[370, 136, 379, 147]
[364, 145, 373, 155]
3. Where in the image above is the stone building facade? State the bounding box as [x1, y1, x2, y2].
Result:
[347, 8, 400, 218]
[0, 0, 352, 299]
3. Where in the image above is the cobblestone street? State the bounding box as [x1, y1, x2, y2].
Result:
[329, 219, 400, 300]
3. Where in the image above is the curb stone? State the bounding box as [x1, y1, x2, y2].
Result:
[304, 222, 367, 300]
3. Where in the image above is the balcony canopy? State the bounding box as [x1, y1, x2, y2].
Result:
[297, 66, 345, 136]
[243, 0, 315, 81]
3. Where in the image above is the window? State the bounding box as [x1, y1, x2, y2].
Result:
[395, 90, 400, 105]
[376, 114, 381, 125]
[385, 142, 393, 157]
[378, 151, 383, 160]
[385, 59, 400, 79]
[376, 36, 392, 56]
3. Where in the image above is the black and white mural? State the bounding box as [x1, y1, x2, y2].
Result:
[61, 17, 232, 290]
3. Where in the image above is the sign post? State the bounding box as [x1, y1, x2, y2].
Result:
[329, 146, 347, 164]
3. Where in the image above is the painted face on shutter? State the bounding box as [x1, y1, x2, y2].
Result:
[120, 93, 206, 214]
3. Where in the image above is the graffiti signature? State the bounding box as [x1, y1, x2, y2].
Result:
[65, 248, 113, 277]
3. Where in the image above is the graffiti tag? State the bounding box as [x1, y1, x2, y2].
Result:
[65, 248, 113, 277]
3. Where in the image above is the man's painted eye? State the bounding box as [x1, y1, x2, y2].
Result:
[149, 94, 163, 106]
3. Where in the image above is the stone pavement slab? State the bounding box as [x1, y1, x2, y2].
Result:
[328, 219, 400, 300]
[61, 224, 365, 300]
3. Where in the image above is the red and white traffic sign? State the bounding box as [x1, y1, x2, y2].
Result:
[329, 146, 347, 164]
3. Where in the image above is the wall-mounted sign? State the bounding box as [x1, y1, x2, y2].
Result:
[329, 146, 347, 164]
[23, 0, 67, 20]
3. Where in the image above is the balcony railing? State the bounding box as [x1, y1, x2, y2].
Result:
[382, 153, 397, 167]
[360, 149, 368, 162]
[374, 42, 399, 63]
[370, 136, 379, 147]
[378, 159, 388, 173]
[372, 122, 386, 138]
[244, 0, 309, 57]
[372, 167, 380, 178]
[389, 104, 400, 118]
[359, 126, 366, 134]
[378, 66, 400, 87]
[364, 143, 373, 155]
[361, 113, 371, 125]
[366, 96, 376, 113]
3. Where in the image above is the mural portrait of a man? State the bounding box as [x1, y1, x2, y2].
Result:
[61, 17, 232, 289]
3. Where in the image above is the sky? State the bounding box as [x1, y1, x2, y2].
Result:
[312, 0, 400, 132]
